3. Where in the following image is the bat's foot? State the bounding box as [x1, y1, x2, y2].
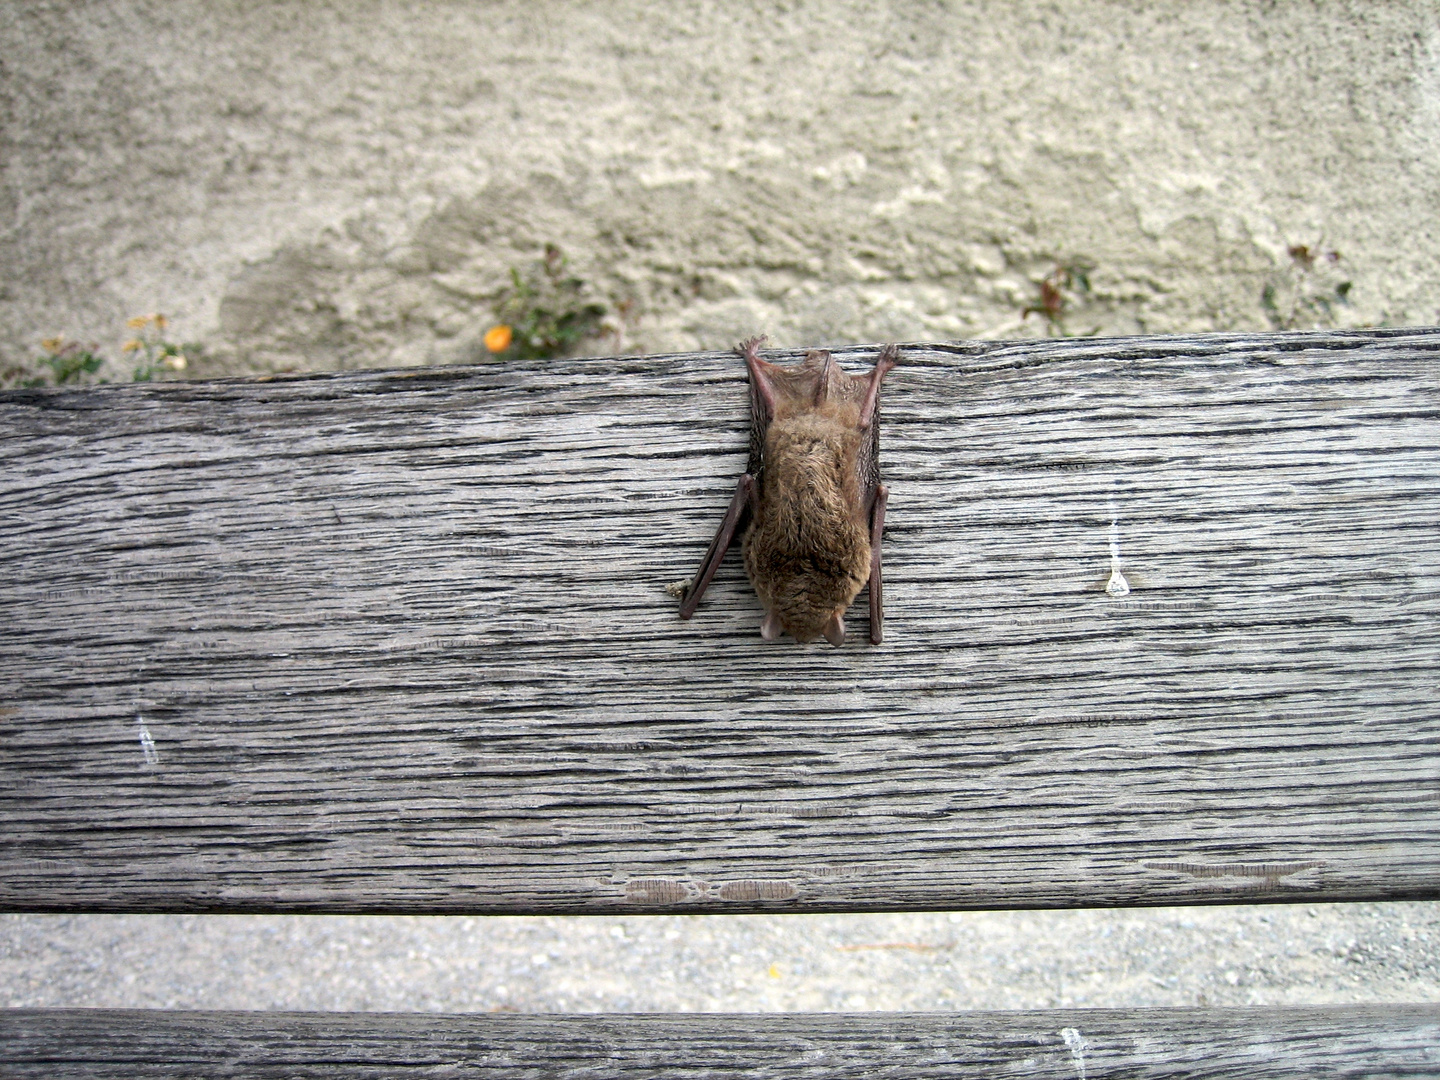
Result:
[736, 335, 768, 360]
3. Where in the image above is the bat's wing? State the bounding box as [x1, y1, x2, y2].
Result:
[740, 336, 776, 478]
[678, 472, 755, 619]
[680, 337, 778, 620]
[853, 343, 898, 506]
[855, 345, 899, 644]
[867, 483, 890, 643]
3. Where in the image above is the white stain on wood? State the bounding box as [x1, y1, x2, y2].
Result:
[1060, 1026, 1089, 1079]
[136, 717, 158, 767]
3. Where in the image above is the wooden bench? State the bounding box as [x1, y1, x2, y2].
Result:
[3, 329, 1439, 1076]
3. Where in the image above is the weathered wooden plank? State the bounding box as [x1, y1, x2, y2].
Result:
[2, 329, 1438, 914]
[3, 1006, 1438, 1078]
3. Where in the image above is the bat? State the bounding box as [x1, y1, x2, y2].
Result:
[678, 336, 898, 645]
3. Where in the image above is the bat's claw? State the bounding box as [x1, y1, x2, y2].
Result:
[736, 335, 769, 359]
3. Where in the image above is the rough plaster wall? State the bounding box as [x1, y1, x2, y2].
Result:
[1, 1, 1438, 378]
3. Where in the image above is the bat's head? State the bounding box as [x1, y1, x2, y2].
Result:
[747, 544, 870, 645]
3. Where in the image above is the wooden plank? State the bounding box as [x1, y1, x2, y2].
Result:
[3, 1006, 1438, 1078]
[1, 329, 1438, 914]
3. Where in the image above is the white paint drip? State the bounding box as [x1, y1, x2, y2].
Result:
[1106, 494, 1130, 597]
[1060, 1027, 1089, 1080]
[137, 716, 159, 766]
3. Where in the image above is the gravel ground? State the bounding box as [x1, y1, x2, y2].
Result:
[5, 903, 1438, 1014]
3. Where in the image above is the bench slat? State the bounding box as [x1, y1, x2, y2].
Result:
[4, 1006, 1438, 1078]
[3, 329, 1438, 914]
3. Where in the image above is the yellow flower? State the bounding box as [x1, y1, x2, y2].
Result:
[126, 315, 150, 329]
[41, 337, 65, 353]
[122, 339, 143, 353]
[484, 324, 514, 353]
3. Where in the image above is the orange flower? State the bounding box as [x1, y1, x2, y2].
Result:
[484, 324, 514, 353]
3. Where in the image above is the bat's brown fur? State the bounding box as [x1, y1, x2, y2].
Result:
[743, 362, 874, 643]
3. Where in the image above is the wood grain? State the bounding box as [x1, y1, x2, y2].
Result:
[2, 329, 1438, 914]
[3, 1006, 1438, 1078]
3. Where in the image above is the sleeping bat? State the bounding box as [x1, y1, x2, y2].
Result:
[677, 336, 899, 645]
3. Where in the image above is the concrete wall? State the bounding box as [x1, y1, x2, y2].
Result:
[2, 1, 1438, 379]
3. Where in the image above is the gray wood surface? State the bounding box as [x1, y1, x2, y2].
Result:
[2, 329, 1438, 914]
[4, 1006, 1439, 1078]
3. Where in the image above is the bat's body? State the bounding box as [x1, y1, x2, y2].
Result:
[678, 337, 898, 645]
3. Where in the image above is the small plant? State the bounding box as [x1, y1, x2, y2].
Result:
[483, 244, 609, 361]
[1261, 244, 1352, 331]
[1022, 260, 1098, 337]
[33, 337, 105, 385]
[123, 313, 195, 381]
[6, 313, 204, 389]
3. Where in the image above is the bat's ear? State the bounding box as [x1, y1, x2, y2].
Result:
[823, 611, 846, 647]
